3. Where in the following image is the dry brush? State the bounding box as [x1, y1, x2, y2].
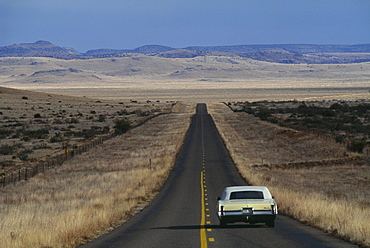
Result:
[0, 103, 195, 248]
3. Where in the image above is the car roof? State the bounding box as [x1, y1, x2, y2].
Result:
[224, 186, 268, 192]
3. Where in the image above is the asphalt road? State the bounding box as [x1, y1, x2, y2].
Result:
[81, 103, 356, 248]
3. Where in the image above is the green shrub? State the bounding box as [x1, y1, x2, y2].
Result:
[347, 139, 366, 153]
[114, 118, 131, 134]
[103, 126, 110, 133]
[74, 128, 100, 140]
[21, 128, 49, 140]
[0, 144, 17, 155]
[117, 109, 128, 116]
[255, 108, 272, 121]
[17, 149, 33, 161]
[0, 129, 13, 139]
[98, 115, 106, 122]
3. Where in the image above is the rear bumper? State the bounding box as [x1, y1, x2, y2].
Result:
[218, 211, 276, 224]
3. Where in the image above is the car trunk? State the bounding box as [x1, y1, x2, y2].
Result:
[222, 199, 274, 211]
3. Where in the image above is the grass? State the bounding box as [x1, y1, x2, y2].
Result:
[0, 102, 195, 248]
[0, 86, 173, 174]
[208, 103, 370, 247]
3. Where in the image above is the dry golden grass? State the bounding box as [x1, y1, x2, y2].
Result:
[0, 102, 195, 248]
[208, 103, 370, 247]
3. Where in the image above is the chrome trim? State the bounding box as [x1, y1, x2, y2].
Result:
[218, 210, 275, 217]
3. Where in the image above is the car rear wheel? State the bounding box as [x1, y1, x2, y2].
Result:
[266, 220, 275, 227]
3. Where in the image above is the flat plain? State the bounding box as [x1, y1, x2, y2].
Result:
[0, 55, 369, 102]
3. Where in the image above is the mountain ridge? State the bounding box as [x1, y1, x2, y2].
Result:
[1, 41, 370, 64]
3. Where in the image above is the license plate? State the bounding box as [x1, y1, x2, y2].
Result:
[242, 208, 253, 214]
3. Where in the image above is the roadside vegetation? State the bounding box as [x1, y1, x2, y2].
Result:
[0, 102, 195, 248]
[228, 99, 370, 154]
[0, 86, 174, 176]
[208, 102, 370, 247]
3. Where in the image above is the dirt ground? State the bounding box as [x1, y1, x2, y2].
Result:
[0, 86, 173, 174]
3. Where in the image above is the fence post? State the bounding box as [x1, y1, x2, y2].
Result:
[0, 126, 120, 187]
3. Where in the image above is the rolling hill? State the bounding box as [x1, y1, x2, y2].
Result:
[1, 41, 370, 64]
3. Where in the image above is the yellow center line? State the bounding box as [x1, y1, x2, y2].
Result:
[200, 106, 214, 247]
[200, 171, 208, 248]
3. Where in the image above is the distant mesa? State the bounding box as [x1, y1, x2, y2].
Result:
[1, 40, 370, 64]
[84, 45, 174, 56]
[132, 45, 174, 53]
[0, 40, 80, 59]
[157, 49, 205, 58]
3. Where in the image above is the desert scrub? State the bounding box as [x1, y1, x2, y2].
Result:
[0, 143, 23, 155]
[0, 86, 174, 168]
[208, 103, 370, 247]
[230, 100, 370, 154]
[0, 103, 195, 248]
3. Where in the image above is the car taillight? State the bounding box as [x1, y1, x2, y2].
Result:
[271, 205, 275, 214]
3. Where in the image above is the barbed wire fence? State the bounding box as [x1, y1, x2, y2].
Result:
[1, 111, 170, 188]
[1, 131, 116, 188]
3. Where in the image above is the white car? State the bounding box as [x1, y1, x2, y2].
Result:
[217, 186, 278, 227]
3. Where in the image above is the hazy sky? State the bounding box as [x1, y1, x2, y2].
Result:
[1, 0, 369, 52]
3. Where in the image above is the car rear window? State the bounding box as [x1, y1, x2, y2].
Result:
[230, 191, 264, 199]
